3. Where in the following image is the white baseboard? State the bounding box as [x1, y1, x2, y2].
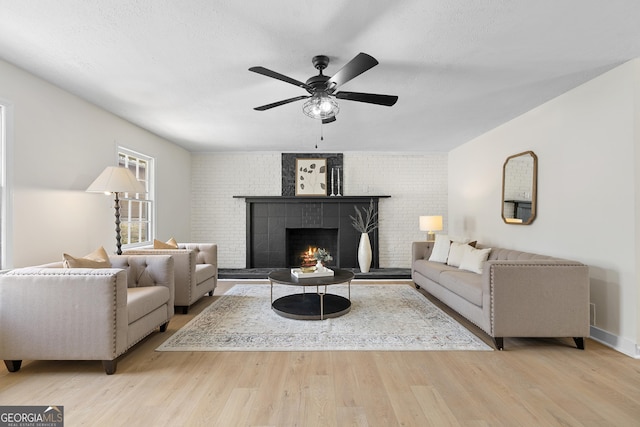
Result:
[590, 325, 640, 359]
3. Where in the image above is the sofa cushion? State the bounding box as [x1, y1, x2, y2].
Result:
[63, 246, 112, 268]
[428, 234, 451, 263]
[446, 241, 478, 268]
[446, 242, 467, 267]
[438, 270, 483, 307]
[486, 247, 555, 261]
[459, 247, 492, 274]
[195, 264, 216, 284]
[127, 286, 170, 324]
[413, 259, 458, 283]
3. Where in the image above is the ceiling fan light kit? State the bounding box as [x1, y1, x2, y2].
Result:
[250, 52, 398, 123]
[302, 92, 339, 120]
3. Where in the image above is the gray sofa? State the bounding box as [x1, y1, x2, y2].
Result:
[412, 241, 590, 350]
[0, 254, 174, 374]
[124, 243, 217, 313]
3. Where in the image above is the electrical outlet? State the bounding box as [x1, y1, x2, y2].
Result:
[590, 303, 596, 326]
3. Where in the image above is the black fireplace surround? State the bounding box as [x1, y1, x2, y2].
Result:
[236, 196, 389, 269]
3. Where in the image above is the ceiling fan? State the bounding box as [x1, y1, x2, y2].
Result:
[249, 52, 398, 124]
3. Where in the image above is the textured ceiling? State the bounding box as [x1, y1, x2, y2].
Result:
[1, 1, 640, 152]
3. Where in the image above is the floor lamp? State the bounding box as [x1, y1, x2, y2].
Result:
[86, 166, 146, 255]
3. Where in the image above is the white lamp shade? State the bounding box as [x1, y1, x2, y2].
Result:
[419, 215, 443, 232]
[86, 166, 146, 194]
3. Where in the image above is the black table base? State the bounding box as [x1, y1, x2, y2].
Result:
[272, 293, 351, 320]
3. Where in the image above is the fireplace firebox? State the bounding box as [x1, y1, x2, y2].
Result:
[286, 228, 339, 267]
[235, 196, 389, 269]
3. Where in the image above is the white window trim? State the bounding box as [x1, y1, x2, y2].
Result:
[0, 100, 14, 269]
[118, 146, 155, 249]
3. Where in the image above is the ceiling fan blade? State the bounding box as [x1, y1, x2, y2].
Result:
[335, 91, 398, 106]
[327, 52, 379, 90]
[322, 116, 337, 124]
[249, 66, 311, 91]
[254, 95, 309, 111]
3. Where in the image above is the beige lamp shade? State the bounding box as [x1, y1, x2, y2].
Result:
[86, 166, 146, 194]
[419, 215, 443, 241]
[419, 215, 443, 232]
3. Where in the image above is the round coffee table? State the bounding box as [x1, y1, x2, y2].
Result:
[268, 268, 355, 320]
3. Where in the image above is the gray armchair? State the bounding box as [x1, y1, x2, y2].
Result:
[0, 255, 174, 374]
[124, 243, 217, 313]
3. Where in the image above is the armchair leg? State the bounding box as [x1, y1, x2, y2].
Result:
[159, 322, 169, 332]
[4, 360, 22, 372]
[102, 360, 117, 375]
[494, 337, 504, 350]
[573, 337, 585, 350]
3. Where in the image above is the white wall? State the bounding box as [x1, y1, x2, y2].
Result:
[449, 59, 640, 357]
[0, 59, 191, 267]
[191, 152, 448, 268]
[635, 59, 640, 352]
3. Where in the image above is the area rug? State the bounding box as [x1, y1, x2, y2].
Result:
[156, 284, 492, 352]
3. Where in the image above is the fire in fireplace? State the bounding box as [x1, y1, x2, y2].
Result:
[286, 228, 338, 268]
[300, 246, 317, 268]
[298, 246, 334, 269]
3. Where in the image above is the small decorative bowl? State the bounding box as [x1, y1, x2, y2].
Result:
[299, 266, 317, 273]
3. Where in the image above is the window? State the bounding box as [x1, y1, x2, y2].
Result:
[118, 148, 154, 248]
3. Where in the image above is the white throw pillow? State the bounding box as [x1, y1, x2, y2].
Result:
[428, 234, 450, 263]
[459, 247, 492, 274]
[447, 242, 470, 267]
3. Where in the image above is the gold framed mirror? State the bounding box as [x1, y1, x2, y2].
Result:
[502, 151, 537, 225]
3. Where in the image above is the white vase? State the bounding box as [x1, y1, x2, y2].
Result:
[358, 232, 372, 273]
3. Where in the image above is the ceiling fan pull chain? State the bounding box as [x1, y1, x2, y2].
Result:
[316, 121, 324, 149]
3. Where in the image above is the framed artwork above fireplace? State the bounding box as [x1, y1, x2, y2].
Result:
[282, 153, 343, 196]
[295, 158, 327, 196]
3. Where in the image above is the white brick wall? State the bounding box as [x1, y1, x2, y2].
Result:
[191, 152, 447, 268]
[343, 152, 448, 267]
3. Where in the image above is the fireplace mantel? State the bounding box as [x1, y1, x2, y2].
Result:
[234, 196, 391, 202]
[235, 196, 390, 268]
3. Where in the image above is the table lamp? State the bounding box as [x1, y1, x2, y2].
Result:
[419, 215, 443, 241]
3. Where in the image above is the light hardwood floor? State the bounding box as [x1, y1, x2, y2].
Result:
[1, 280, 639, 426]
